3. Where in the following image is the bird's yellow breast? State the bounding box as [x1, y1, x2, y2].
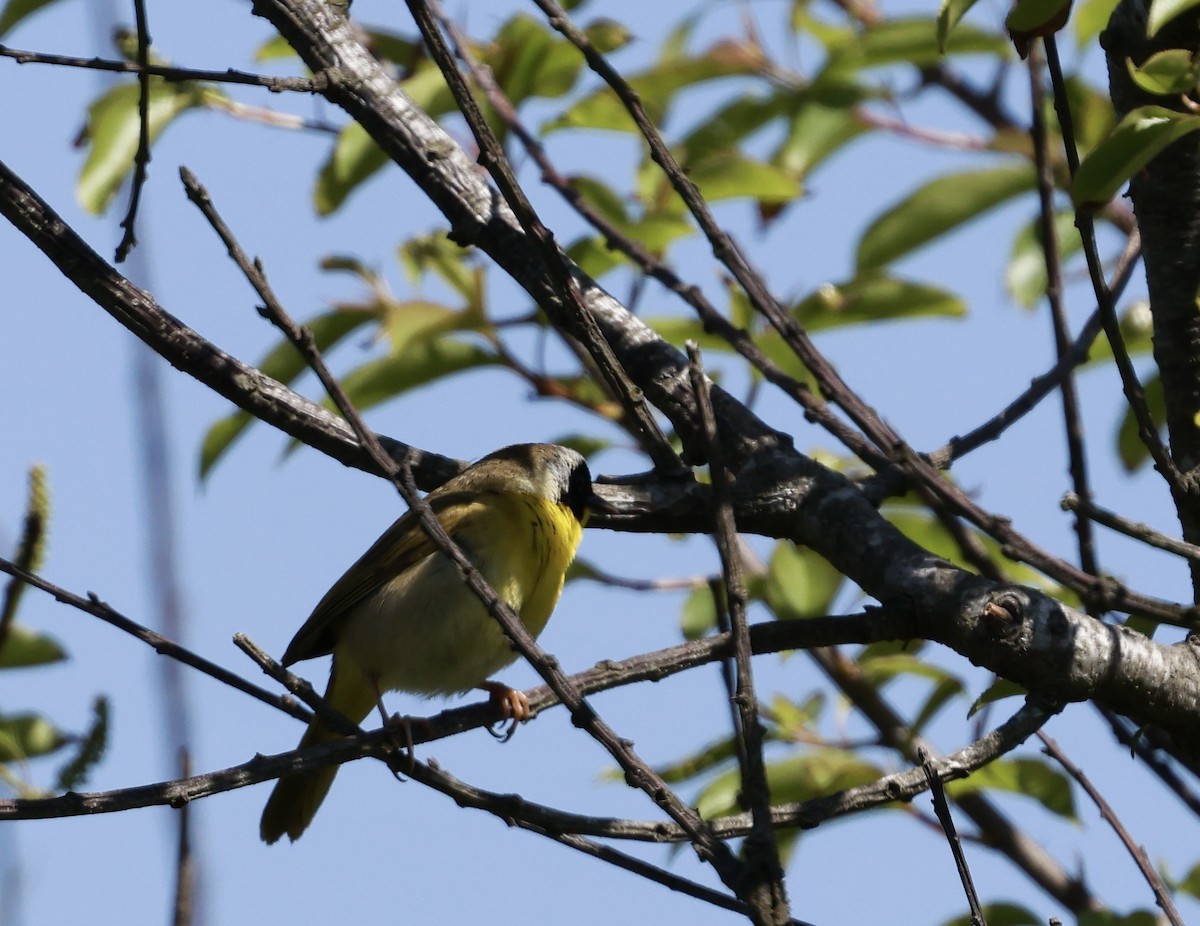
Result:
[333, 492, 583, 698]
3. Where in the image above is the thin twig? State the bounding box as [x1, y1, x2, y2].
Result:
[919, 748, 988, 926]
[930, 232, 1142, 468]
[689, 343, 790, 923]
[1093, 706, 1200, 816]
[0, 44, 321, 91]
[1044, 36, 1181, 491]
[1063, 493, 1200, 564]
[0, 555, 309, 723]
[1027, 44, 1100, 586]
[808, 646, 1094, 912]
[412, 758, 816, 925]
[1038, 732, 1184, 926]
[0, 693, 1052, 875]
[115, 6, 152, 263]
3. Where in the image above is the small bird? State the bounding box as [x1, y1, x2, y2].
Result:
[260, 443, 594, 844]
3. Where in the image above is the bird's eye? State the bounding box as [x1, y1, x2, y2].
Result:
[566, 462, 592, 521]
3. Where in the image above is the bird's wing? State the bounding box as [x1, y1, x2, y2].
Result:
[279, 492, 485, 665]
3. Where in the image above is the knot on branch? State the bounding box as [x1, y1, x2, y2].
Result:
[979, 589, 1027, 641]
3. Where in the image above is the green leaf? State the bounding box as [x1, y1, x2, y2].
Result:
[544, 39, 765, 134]
[940, 902, 1043, 926]
[1176, 861, 1200, 898]
[1005, 0, 1074, 40]
[654, 736, 740, 785]
[677, 93, 796, 166]
[1078, 910, 1159, 926]
[567, 175, 631, 227]
[680, 583, 718, 639]
[254, 34, 296, 62]
[764, 541, 844, 619]
[773, 103, 870, 180]
[490, 14, 584, 106]
[696, 749, 882, 819]
[1116, 372, 1164, 471]
[1060, 76, 1119, 159]
[0, 624, 67, 669]
[381, 301, 477, 355]
[364, 30, 421, 69]
[567, 176, 695, 257]
[856, 164, 1035, 270]
[314, 123, 389, 216]
[199, 308, 378, 478]
[1073, 105, 1200, 208]
[968, 678, 1027, 717]
[78, 80, 212, 214]
[583, 18, 633, 55]
[0, 711, 70, 761]
[566, 234, 625, 279]
[945, 757, 1076, 819]
[1073, 0, 1121, 44]
[937, 0, 985, 51]
[1005, 211, 1082, 309]
[199, 412, 253, 481]
[770, 692, 827, 741]
[644, 316, 734, 356]
[793, 273, 967, 329]
[0, 0, 57, 37]
[397, 234, 480, 303]
[685, 152, 801, 205]
[331, 339, 498, 413]
[2, 463, 50, 628]
[1126, 49, 1199, 96]
[1148, 0, 1200, 36]
[826, 17, 1009, 72]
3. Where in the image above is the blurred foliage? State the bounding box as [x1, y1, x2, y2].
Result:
[1, 467, 107, 797]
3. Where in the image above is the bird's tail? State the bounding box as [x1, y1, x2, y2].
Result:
[260, 664, 376, 844]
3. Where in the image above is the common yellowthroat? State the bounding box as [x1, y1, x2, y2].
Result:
[260, 443, 593, 844]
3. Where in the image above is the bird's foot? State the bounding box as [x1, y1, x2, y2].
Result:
[479, 681, 530, 743]
[381, 713, 424, 778]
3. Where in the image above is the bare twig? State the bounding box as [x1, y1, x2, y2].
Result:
[1094, 707, 1200, 816]
[0, 692, 1051, 862]
[1026, 45, 1100, 586]
[930, 232, 1142, 468]
[412, 758, 815, 925]
[919, 748, 988, 926]
[0, 44, 322, 91]
[1039, 732, 1184, 926]
[1063, 493, 1200, 564]
[689, 343, 790, 923]
[0, 555, 309, 723]
[1044, 37, 1181, 492]
[114, 5, 153, 263]
[808, 646, 1096, 913]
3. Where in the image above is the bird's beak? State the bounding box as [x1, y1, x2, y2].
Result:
[587, 489, 621, 518]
